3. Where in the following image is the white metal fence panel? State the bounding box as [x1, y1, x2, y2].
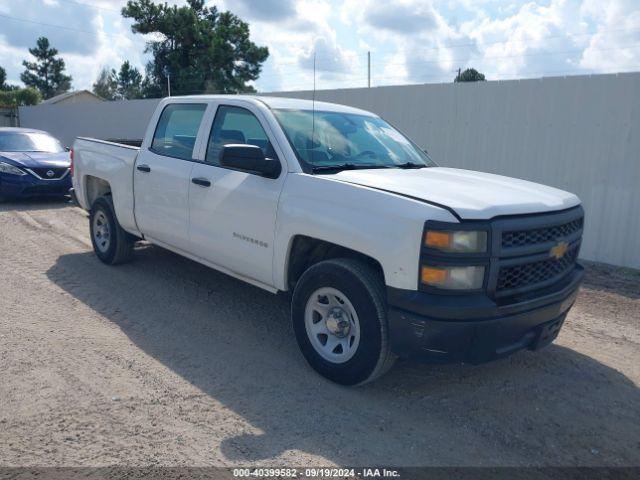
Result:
[19, 98, 160, 147]
[19, 73, 640, 268]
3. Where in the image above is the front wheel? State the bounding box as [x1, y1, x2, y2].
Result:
[291, 258, 396, 385]
[89, 195, 134, 265]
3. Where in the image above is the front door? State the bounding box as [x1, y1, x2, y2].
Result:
[134, 102, 207, 250]
[188, 104, 285, 287]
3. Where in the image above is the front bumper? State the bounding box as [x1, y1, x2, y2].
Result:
[0, 171, 72, 198]
[387, 264, 584, 364]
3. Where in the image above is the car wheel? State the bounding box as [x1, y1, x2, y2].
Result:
[89, 195, 134, 265]
[292, 258, 396, 385]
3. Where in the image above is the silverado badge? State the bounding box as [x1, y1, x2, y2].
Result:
[550, 241, 569, 260]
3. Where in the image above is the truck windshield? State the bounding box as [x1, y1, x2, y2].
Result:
[272, 109, 436, 172]
[0, 132, 65, 153]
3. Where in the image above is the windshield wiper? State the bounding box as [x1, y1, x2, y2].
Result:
[396, 162, 427, 169]
[311, 163, 390, 173]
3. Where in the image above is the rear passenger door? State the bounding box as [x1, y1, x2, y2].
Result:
[134, 102, 207, 251]
[188, 104, 286, 288]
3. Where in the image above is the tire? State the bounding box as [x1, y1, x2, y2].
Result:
[89, 195, 134, 265]
[291, 258, 396, 385]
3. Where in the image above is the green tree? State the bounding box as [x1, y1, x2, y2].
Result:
[454, 68, 486, 83]
[93, 62, 144, 101]
[93, 67, 118, 100]
[0, 66, 18, 91]
[0, 66, 39, 107]
[21, 37, 72, 99]
[116, 61, 143, 99]
[122, 0, 269, 96]
[0, 87, 42, 106]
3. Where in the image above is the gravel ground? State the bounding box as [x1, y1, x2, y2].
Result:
[0, 199, 638, 467]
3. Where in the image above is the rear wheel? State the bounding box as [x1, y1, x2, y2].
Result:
[292, 258, 396, 385]
[89, 196, 134, 265]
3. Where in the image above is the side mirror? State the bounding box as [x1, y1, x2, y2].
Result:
[219, 144, 281, 179]
[65, 146, 71, 152]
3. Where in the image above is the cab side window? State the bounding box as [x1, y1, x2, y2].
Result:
[151, 103, 207, 160]
[206, 106, 276, 166]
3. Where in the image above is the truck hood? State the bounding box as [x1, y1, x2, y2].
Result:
[0, 151, 71, 168]
[331, 167, 580, 220]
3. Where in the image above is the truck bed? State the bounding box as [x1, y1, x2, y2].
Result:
[72, 137, 140, 235]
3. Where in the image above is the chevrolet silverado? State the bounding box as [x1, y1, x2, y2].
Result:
[71, 96, 584, 385]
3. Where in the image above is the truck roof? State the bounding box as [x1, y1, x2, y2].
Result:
[180, 94, 377, 117]
[0, 127, 48, 134]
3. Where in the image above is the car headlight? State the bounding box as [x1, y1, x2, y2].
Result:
[421, 265, 485, 290]
[424, 230, 487, 253]
[0, 161, 27, 176]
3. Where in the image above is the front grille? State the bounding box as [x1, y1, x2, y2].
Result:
[420, 206, 583, 298]
[497, 243, 579, 292]
[502, 217, 583, 248]
[29, 167, 68, 179]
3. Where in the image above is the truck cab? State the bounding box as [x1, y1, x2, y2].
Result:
[72, 95, 584, 385]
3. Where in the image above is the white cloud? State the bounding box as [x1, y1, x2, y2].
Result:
[1, 0, 638, 93]
[61, 9, 147, 92]
[225, 0, 298, 22]
[218, 0, 361, 91]
[364, 1, 438, 34]
[341, 0, 473, 84]
[579, 0, 640, 71]
[468, 0, 639, 79]
[340, 0, 639, 85]
[298, 35, 355, 73]
[0, 0, 97, 54]
[1, 0, 172, 90]
[459, 0, 587, 77]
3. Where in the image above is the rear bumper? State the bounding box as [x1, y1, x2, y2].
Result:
[0, 172, 72, 198]
[387, 265, 583, 364]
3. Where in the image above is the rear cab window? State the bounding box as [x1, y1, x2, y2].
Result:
[150, 103, 207, 160]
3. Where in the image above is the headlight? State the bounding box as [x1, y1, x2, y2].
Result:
[424, 230, 487, 253]
[0, 161, 27, 176]
[421, 265, 485, 290]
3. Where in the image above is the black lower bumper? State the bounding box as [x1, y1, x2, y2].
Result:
[387, 265, 584, 364]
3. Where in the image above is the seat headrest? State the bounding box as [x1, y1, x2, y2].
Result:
[219, 129, 246, 143]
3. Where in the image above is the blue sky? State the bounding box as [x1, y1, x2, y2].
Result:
[0, 0, 639, 94]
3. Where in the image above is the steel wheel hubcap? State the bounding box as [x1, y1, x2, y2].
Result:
[93, 211, 111, 253]
[304, 287, 360, 363]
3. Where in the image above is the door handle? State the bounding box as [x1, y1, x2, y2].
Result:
[136, 164, 151, 173]
[192, 177, 211, 187]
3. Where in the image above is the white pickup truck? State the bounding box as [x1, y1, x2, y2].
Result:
[71, 95, 584, 385]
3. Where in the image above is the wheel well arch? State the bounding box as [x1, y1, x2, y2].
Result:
[84, 175, 112, 207]
[286, 235, 385, 291]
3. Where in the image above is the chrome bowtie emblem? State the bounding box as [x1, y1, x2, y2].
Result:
[46, 170, 55, 178]
[550, 241, 569, 260]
